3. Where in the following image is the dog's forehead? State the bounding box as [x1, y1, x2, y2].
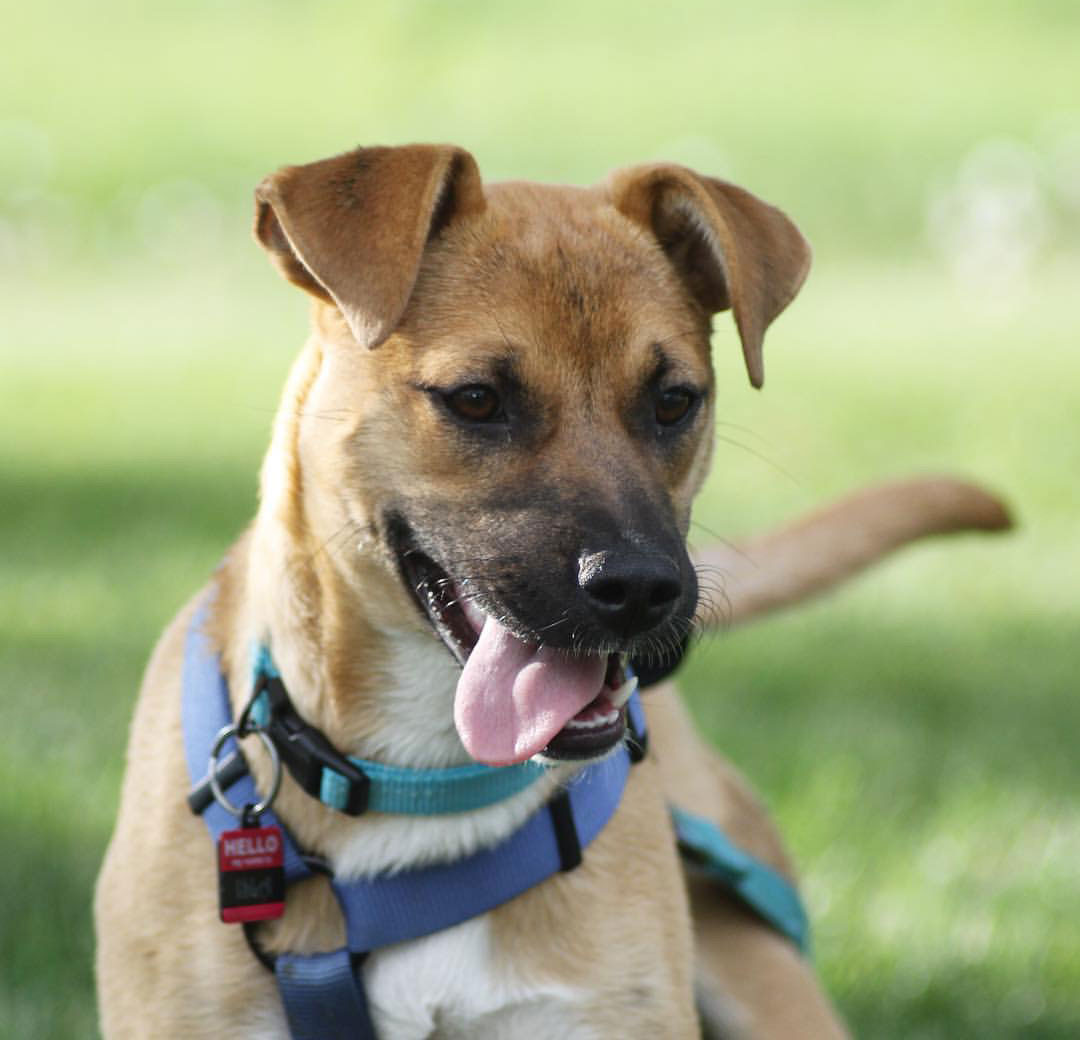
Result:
[400, 180, 709, 380]
[471, 180, 679, 306]
[481, 181, 641, 261]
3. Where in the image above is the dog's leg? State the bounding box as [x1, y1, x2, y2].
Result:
[695, 476, 1011, 630]
[645, 685, 849, 1039]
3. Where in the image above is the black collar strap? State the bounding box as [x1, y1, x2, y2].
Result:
[190, 665, 560, 820]
[186, 673, 372, 817]
[255, 675, 373, 815]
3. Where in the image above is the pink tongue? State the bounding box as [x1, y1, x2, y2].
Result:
[454, 615, 606, 766]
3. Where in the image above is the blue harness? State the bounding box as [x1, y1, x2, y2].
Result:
[183, 606, 808, 1039]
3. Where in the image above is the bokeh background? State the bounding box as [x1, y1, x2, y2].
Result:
[2, 1, 1077, 1036]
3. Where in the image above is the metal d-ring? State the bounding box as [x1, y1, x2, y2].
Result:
[207, 723, 283, 819]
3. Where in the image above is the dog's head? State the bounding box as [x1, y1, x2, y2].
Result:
[254, 144, 809, 767]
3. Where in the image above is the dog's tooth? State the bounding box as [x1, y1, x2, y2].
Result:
[609, 675, 639, 709]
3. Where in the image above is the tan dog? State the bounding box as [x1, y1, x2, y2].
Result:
[95, 144, 1009, 1039]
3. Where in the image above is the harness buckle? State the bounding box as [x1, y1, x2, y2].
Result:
[260, 676, 372, 815]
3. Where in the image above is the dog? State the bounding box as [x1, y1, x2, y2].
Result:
[95, 144, 1009, 1038]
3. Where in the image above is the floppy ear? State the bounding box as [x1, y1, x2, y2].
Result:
[609, 164, 811, 388]
[254, 144, 486, 347]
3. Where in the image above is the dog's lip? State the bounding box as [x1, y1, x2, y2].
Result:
[392, 536, 632, 763]
[397, 546, 477, 667]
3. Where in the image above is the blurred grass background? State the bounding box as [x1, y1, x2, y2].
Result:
[2, 0, 1077, 1036]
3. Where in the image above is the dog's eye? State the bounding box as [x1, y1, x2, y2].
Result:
[445, 384, 504, 424]
[655, 387, 697, 427]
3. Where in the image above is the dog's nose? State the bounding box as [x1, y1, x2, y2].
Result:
[578, 550, 682, 638]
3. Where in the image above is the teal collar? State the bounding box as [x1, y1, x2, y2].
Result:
[247, 645, 549, 816]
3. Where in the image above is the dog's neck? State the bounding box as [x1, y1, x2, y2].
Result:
[235, 330, 479, 772]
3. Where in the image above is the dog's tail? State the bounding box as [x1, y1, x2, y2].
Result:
[694, 476, 1012, 630]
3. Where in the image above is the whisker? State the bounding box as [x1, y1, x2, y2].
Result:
[712, 431, 803, 488]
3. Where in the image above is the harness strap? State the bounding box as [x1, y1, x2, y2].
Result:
[275, 950, 375, 1040]
[323, 749, 629, 951]
[267, 754, 630, 1037]
[180, 616, 314, 887]
[671, 806, 810, 953]
[549, 792, 583, 872]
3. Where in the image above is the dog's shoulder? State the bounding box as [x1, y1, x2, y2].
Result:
[644, 683, 795, 880]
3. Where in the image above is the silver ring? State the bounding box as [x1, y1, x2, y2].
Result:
[207, 724, 283, 819]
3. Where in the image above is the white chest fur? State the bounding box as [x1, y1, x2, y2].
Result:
[363, 916, 597, 1040]
[313, 629, 577, 879]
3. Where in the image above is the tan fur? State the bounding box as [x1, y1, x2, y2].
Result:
[96, 144, 1008, 1038]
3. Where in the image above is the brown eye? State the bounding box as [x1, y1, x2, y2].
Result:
[655, 387, 696, 427]
[445, 384, 503, 423]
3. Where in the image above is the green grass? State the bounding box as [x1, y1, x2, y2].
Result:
[2, 1, 1078, 1036]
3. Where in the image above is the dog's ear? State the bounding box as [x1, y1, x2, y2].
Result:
[254, 145, 486, 347]
[609, 164, 810, 388]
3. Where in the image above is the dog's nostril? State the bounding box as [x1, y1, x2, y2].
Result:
[649, 578, 680, 609]
[587, 578, 628, 608]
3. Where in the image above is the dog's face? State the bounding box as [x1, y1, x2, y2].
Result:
[255, 145, 809, 768]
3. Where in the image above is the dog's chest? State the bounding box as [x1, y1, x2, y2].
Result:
[362, 915, 597, 1039]
[311, 634, 599, 1037]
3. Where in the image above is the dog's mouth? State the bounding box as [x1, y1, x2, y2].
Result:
[396, 541, 636, 768]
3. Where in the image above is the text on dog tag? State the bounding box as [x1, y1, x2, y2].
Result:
[217, 824, 285, 923]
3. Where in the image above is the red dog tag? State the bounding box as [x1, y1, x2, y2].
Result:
[217, 824, 286, 923]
